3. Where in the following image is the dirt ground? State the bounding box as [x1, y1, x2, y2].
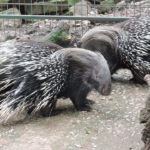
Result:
[0, 70, 148, 150]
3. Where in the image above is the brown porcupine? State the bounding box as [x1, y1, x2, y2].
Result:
[0, 40, 111, 124]
[81, 15, 150, 84]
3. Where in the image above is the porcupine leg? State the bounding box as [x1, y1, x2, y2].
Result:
[130, 71, 146, 84]
[27, 100, 62, 117]
[70, 85, 93, 111]
[84, 99, 95, 105]
[40, 107, 63, 117]
[40, 100, 63, 117]
[40, 99, 95, 116]
[71, 96, 92, 111]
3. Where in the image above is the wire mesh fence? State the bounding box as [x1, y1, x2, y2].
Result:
[0, 0, 150, 44]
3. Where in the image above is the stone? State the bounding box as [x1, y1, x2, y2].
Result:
[97, 0, 115, 14]
[0, 8, 22, 28]
[116, 0, 126, 11]
[25, 0, 69, 15]
[68, 0, 92, 16]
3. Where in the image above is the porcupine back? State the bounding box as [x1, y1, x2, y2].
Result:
[0, 40, 64, 123]
[117, 16, 150, 80]
[81, 15, 150, 83]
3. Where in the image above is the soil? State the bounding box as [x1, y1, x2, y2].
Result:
[0, 70, 148, 150]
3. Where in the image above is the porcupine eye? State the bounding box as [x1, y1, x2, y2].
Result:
[95, 74, 101, 80]
[87, 69, 101, 86]
[93, 69, 101, 81]
[94, 75, 101, 86]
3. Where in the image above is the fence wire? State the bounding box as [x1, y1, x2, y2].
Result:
[0, 0, 150, 42]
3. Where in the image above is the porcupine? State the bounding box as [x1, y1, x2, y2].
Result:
[81, 15, 150, 84]
[0, 40, 111, 124]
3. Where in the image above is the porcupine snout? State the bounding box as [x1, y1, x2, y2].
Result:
[101, 83, 111, 95]
[94, 57, 111, 96]
[97, 75, 111, 96]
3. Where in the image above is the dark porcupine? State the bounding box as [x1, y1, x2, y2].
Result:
[81, 15, 150, 84]
[0, 41, 111, 124]
[0, 39, 62, 98]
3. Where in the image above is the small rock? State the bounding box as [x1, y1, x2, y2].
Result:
[75, 144, 82, 148]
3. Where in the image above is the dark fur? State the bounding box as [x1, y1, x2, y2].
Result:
[40, 48, 112, 116]
[81, 15, 150, 84]
[0, 39, 62, 96]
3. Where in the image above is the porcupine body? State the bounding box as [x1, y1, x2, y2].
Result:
[0, 39, 62, 98]
[0, 40, 111, 124]
[81, 15, 150, 84]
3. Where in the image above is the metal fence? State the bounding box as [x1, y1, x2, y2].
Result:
[0, 0, 150, 43]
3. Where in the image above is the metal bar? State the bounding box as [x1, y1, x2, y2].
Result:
[0, 3, 72, 6]
[0, 15, 131, 21]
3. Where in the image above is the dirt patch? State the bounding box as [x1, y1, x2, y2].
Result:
[0, 76, 148, 150]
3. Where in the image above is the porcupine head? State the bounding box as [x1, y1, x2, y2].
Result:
[56, 48, 111, 110]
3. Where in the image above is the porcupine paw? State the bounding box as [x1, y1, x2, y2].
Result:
[76, 105, 92, 112]
[84, 99, 95, 105]
[129, 77, 137, 83]
[130, 77, 146, 84]
[51, 109, 63, 116]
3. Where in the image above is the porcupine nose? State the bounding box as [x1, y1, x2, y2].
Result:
[101, 84, 111, 95]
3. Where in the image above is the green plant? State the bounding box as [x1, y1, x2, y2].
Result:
[68, 0, 81, 5]
[0, 0, 8, 2]
[100, 0, 115, 12]
[49, 31, 68, 43]
[85, 129, 90, 134]
[50, 0, 80, 5]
